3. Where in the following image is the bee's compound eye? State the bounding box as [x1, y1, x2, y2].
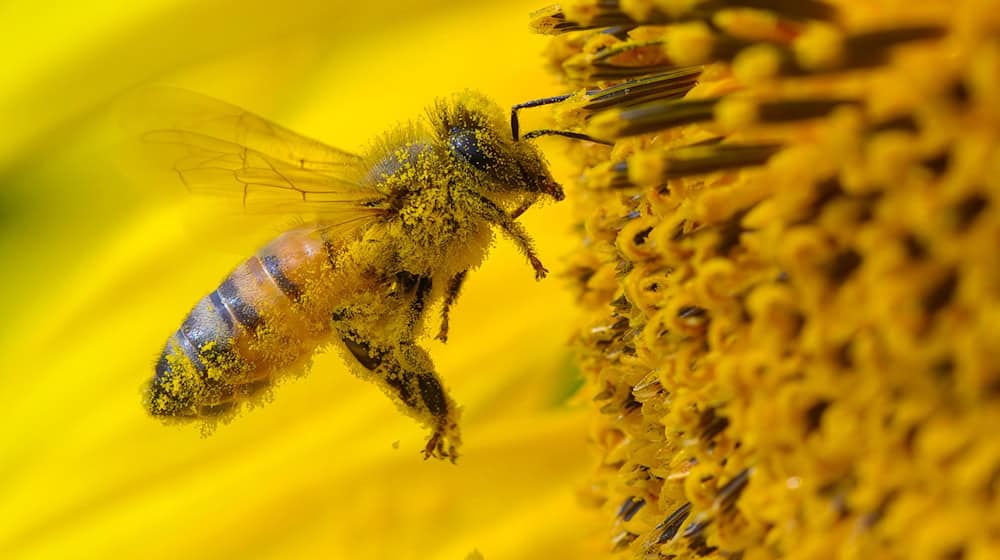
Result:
[449, 127, 493, 170]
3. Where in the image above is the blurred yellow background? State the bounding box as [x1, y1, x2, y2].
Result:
[0, 1, 600, 558]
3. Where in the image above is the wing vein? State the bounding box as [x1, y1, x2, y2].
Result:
[129, 86, 387, 235]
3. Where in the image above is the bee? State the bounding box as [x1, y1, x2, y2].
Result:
[139, 88, 563, 462]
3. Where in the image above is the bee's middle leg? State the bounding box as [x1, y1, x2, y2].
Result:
[436, 270, 468, 343]
[341, 332, 461, 462]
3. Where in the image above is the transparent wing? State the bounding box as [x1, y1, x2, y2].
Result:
[126, 86, 385, 224]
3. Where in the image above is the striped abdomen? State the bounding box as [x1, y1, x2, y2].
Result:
[145, 227, 338, 418]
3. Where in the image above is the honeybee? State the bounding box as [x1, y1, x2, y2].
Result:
[139, 88, 563, 462]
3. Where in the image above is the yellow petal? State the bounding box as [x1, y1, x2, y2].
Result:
[0, 1, 595, 558]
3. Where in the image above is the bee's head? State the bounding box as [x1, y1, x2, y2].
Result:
[430, 92, 564, 203]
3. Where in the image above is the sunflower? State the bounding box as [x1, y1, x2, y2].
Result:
[528, 0, 1000, 558]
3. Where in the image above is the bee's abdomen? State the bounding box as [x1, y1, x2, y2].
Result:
[145, 228, 336, 418]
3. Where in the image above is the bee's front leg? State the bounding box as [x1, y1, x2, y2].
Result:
[340, 332, 462, 462]
[469, 192, 548, 280]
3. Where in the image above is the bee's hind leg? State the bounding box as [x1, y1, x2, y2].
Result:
[341, 332, 462, 462]
[393, 271, 433, 330]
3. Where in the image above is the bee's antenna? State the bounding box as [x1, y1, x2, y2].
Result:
[521, 129, 614, 146]
[511, 93, 574, 141]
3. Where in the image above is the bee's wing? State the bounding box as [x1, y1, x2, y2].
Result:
[128, 86, 385, 225]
